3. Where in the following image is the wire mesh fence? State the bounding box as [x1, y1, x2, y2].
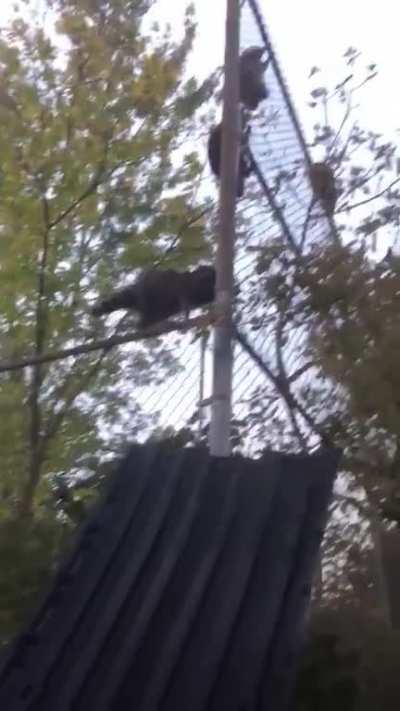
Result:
[77, 0, 337, 454]
[125, 0, 333, 453]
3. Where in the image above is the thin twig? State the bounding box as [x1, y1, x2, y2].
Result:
[327, 95, 352, 159]
[48, 164, 106, 229]
[337, 175, 400, 214]
[155, 204, 214, 266]
[300, 197, 314, 251]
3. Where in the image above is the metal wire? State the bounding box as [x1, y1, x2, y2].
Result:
[106, 0, 337, 453]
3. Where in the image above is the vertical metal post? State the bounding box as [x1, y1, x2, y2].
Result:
[209, 0, 240, 456]
[198, 331, 207, 442]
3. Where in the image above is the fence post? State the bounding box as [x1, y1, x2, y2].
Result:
[209, 0, 240, 457]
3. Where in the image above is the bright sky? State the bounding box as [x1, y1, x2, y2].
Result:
[3, 1, 398, 139]
[153, 0, 399, 139]
[1, 0, 396, 442]
[263, 0, 399, 137]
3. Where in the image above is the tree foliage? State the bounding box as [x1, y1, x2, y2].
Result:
[0, 0, 216, 644]
[1, 8, 399, 698]
[295, 606, 400, 711]
[224, 50, 400, 624]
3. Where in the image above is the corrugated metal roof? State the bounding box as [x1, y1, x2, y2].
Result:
[0, 444, 339, 710]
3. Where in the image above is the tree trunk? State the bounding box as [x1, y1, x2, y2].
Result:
[20, 219, 50, 517]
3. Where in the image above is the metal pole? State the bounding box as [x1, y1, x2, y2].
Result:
[198, 331, 207, 442]
[209, 0, 240, 456]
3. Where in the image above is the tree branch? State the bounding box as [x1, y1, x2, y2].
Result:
[288, 360, 314, 383]
[300, 197, 314, 250]
[48, 163, 106, 230]
[0, 314, 214, 374]
[275, 306, 308, 449]
[337, 175, 400, 214]
[24, 218, 51, 516]
[327, 94, 352, 159]
[40, 350, 108, 459]
[233, 323, 331, 446]
[154, 203, 214, 266]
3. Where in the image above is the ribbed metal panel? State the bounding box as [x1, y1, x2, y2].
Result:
[0, 445, 339, 710]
